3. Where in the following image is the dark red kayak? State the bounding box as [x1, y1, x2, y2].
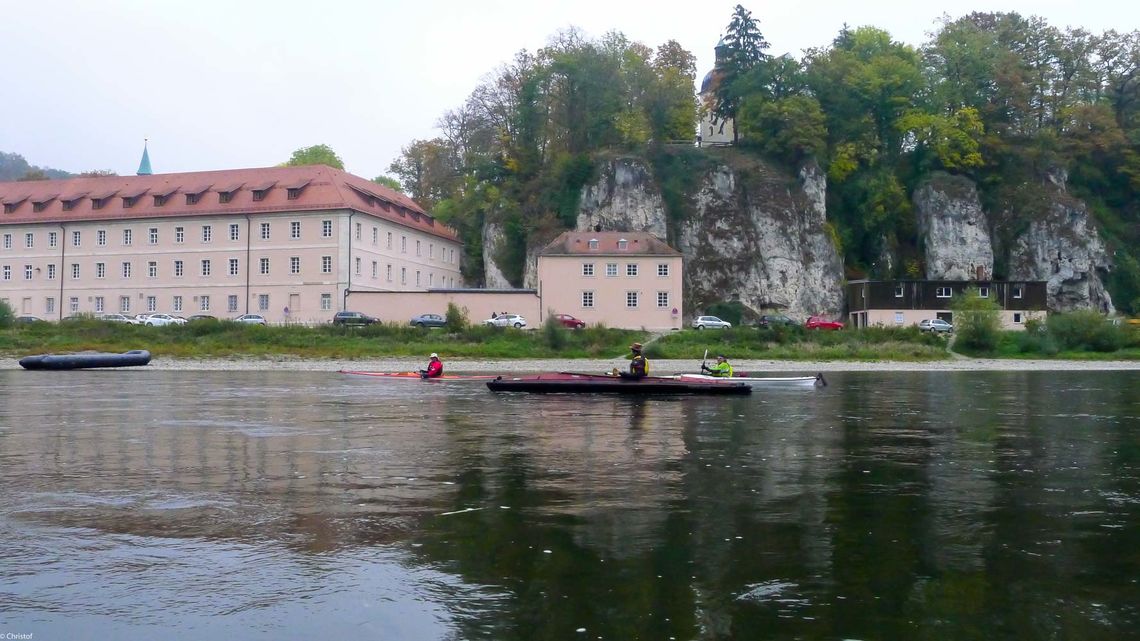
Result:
[339, 370, 498, 380]
[486, 372, 752, 395]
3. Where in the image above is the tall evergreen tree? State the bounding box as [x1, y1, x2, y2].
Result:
[713, 5, 771, 142]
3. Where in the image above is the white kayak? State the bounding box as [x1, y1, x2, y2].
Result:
[674, 373, 826, 387]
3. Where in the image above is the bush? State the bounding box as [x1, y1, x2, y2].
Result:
[0, 299, 13, 328]
[1046, 310, 1125, 352]
[951, 287, 1002, 352]
[705, 301, 746, 326]
[542, 314, 568, 350]
[445, 302, 469, 331]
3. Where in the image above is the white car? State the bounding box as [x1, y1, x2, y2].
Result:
[484, 313, 527, 328]
[144, 313, 186, 327]
[692, 315, 732, 330]
[99, 313, 139, 325]
[233, 313, 268, 325]
[919, 318, 953, 333]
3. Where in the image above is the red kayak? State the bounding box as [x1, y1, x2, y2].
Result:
[486, 372, 751, 395]
[339, 370, 498, 380]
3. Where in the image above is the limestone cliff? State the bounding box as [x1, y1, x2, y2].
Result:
[914, 175, 994, 280]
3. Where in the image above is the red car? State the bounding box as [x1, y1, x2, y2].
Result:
[553, 313, 586, 329]
[805, 315, 844, 330]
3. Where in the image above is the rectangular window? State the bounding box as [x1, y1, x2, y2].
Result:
[97, 230, 106, 246]
[24, 265, 33, 280]
[201, 259, 211, 276]
[219, 191, 233, 204]
[48, 232, 57, 248]
[69, 297, 79, 313]
[401, 267, 406, 285]
[96, 262, 106, 279]
[386, 231, 393, 249]
[71, 263, 79, 279]
[321, 256, 332, 273]
[657, 291, 669, 308]
[400, 236, 407, 253]
[290, 257, 300, 274]
[154, 194, 168, 207]
[72, 231, 81, 247]
[582, 291, 594, 308]
[288, 188, 302, 200]
[416, 240, 421, 256]
[186, 193, 199, 205]
[355, 257, 361, 275]
[321, 293, 332, 310]
[258, 294, 269, 312]
[291, 221, 301, 239]
[1013, 312, 1023, 323]
[895, 312, 905, 325]
[979, 286, 990, 298]
[232, 258, 242, 276]
[123, 229, 132, 245]
[355, 222, 362, 241]
[94, 296, 104, 313]
[228, 295, 239, 312]
[371, 261, 378, 278]
[45, 298, 54, 314]
[428, 273, 434, 287]
[260, 222, 271, 240]
[150, 227, 159, 244]
[386, 264, 392, 282]
[606, 263, 618, 277]
[252, 189, 267, 202]
[323, 220, 333, 238]
[617, 239, 628, 250]
[415, 270, 420, 286]
[148, 261, 157, 278]
[119, 296, 131, 313]
[657, 263, 669, 277]
[229, 224, 240, 241]
[146, 296, 157, 313]
[47, 264, 56, 280]
[372, 227, 378, 246]
[588, 239, 599, 250]
[174, 260, 184, 277]
[935, 287, 952, 298]
[202, 225, 212, 243]
[2, 233, 10, 249]
[121, 262, 132, 278]
[175, 227, 184, 243]
[582, 263, 594, 276]
[626, 263, 638, 277]
[173, 296, 183, 312]
[200, 295, 210, 311]
[894, 285, 904, 297]
[1, 265, 9, 280]
[626, 291, 639, 308]
[260, 257, 269, 275]
[25, 233, 34, 248]
[1013, 286, 1023, 299]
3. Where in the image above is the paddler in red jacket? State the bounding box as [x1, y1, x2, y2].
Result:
[420, 353, 443, 379]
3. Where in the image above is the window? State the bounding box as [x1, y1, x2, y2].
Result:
[25, 233, 34, 248]
[258, 294, 269, 312]
[123, 196, 137, 209]
[582, 291, 595, 308]
[588, 238, 599, 250]
[979, 286, 990, 298]
[626, 263, 638, 277]
[174, 260, 184, 277]
[371, 261, 377, 278]
[186, 193, 199, 205]
[202, 225, 212, 243]
[291, 221, 301, 239]
[935, 287, 952, 298]
[175, 227, 184, 243]
[386, 231, 393, 249]
[618, 239, 628, 250]
[1, 266, 9, 281]
[428, 243, 433, 259]
[1013, 286, 1023, 299]
[96, 262, 106, 279]
[200, 295, 210, 311]
[894, 285, 904, 297]
[45, 298, 54, 314]
[401, 267, 406, 285]
[47, 264, 56, 280]
[72, 231, 81, 247]
[229, 224, 240, 241]
[146, 296, 157, 313]
[416, 240, 421, 256]
[626, 291, 639, 308]
[582, 263, 595, 276]
[1013, 312, 1023, 323]
[2, 234, 10, 249]
[154, 194, 168, 207]
[353, 257, 361, 275]
[201, 259, 211, 276]
[657, 263, 669, 277]
[24, 265, 32, 280]
[123, 229, 132, 245]
[148, 261, 157, 278]
[401, 236, 407, 253]
[119, 296, 131, 313]
[895, 312, 904, 325]
[321, 256, 332, 273]
[173, 296, 182, 312]
[323, 220, 333, 238]
[219, 191, 233, 204]
[233, 258, 243, 276]
[94, 296, 104, 313]
[260, 222, 270, 240]
[71, 263, 79, 279]
[252, 189, 267, 202]
[290, 256, 300, 274]
[415, 270, 421, 286]
[657, 291, 669, 308]
[288, 188, 302, 200]
[386, 264, 392, 282]
[48, 232, 57, 248]
[372, 227, 378, 246]
[355, 222, 362, 241]
[428, 273, 434, 286]
[69, 297, 79, 313]
[320, 293, 332, 310]
[62, 199, 77, 211]
[122, 262, 132, 278]
[228, 295, 239, 312]
[97, 230, 106, 246]
[150, 228, 159, 244]
[92, 198, 106, 210]
[259, 258, 269, 275]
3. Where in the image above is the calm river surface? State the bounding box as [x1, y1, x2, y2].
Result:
[1, 369, 1138, 640]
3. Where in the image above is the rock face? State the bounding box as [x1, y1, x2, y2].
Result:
[913, 175, 994, 280]
[562, 154, 845, 320]
[481, 221, 512, 289]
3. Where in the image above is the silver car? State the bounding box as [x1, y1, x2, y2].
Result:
[144, 313, 186, 327]
[484, 313, 527, 329]
[692, 315, 732, 330]
[919, 318, 953, 333]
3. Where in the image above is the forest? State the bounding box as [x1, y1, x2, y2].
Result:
[382, 6, 1140, 314]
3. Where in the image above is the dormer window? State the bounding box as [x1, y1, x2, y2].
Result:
[122, 196, 137, 208]
[33, 202, 47, 212]
[186, 193, 200, 205]
[219, 191, 233, 204]
[618, 238, 628, 250]
[287, 188, 302, 200]
[92, 198, 106, 210]
[3, 203, 16, 214]
[154, 194, 168, 206]
[588, 238, 599, 250]
[252, 189, 267, 202]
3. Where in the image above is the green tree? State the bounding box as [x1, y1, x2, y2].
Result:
[371, 175, 403, 192]
[0, 298, 13, 328]
[284, 144, 344, 170]
[712, 4, 771, 142]
[737, 94, 827, 164]
[950, 287, 1002, 352]
[388, 138, 460, 210]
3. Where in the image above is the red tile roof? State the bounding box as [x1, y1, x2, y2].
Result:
[0, 165, 457, 241]
[540, 230, 681, 256]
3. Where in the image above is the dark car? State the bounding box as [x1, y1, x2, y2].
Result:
[553, 313, 586, 329]
[187, 314, 217, 322]
[14, 315, 44, 324]
[757, 314, 797, 328]
[410, 313, 446, 328]
[332, 310, 378, 326]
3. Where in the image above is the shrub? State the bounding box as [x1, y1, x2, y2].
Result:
[1046, 310, 1125, 352]
[705, 301, 746, 326]
[445, 302, 469, 331]
[951, 287, 1002, 352]
[542, 314, 568, 350]
[0, 299, 13, 328]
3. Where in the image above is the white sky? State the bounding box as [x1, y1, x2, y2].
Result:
[0, 0, 1133, 180]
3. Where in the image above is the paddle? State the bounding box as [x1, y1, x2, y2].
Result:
[700, 348, 708, 373]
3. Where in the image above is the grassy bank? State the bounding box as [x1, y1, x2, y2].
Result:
[645, 325, 953, 361]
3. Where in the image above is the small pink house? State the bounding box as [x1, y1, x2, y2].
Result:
[537, 231, 683, 331]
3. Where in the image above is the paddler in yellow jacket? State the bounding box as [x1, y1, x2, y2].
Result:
[701, 354, 733, 377]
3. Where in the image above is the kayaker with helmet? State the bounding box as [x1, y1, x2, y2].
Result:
[420, 353, 443, 379]
[701, 355, 733, 377]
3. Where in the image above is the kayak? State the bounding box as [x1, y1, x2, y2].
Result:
[674, 372, 826, 387]
[487, 372, 752, 395]
[339, 370, 498, 380]
[19, 349, 152, 370]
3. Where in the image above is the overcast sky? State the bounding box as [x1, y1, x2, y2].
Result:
[0, 0, 1133, 180]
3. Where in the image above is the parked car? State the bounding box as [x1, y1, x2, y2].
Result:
[186, 314, 217, 322]
[484, 313, 527, 328]
[332, 310, 378, 326]
[919, 318, 954, 333]
[805, 315, 844, 330]
[133, 314, 152, 323]
[692, 315, 732, 330]
[14, 315, 44, 323]
[144, 313, 187, 327]
[553, 313, 586, 329]
[757, 314, 797, 328]
[410, 313, 446, 328]
[99, 313, 138, 324]
[233, 314, 268, 325]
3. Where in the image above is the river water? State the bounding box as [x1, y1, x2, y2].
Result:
[0, 369, 1137, 640]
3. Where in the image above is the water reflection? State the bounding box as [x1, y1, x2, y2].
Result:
[0, 370, 1138, 640]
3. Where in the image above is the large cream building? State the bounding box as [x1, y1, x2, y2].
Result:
[0, 165, 462, 324]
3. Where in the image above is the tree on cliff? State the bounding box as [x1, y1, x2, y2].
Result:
[283, 144, 344, 170]
[712, 4, 771, 143]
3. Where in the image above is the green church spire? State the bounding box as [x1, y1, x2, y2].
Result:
[137, 139, 152, 176]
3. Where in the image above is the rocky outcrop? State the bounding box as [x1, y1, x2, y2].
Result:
[576, 158, 668, 239]
[914, 175, 994, 280]
[481, 221, 512, 289]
